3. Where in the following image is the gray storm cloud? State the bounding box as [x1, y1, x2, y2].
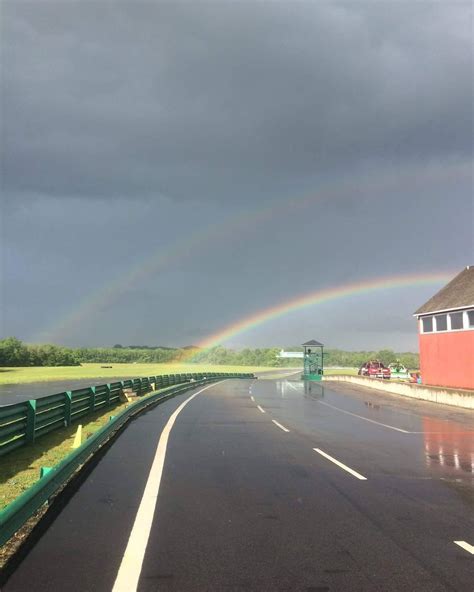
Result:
[1, 1, 472, 349]
[2, 1, 471, 202]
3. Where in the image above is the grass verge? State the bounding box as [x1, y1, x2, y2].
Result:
[0, 400, 131, 511]
[0, 363, 274, 385]
[0, 364, 364, 386]
[323, 368, 359, 376]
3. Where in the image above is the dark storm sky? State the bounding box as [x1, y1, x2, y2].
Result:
[1, 1, 472, 350]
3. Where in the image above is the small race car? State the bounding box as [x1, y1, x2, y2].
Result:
[358, 360, 391, 379]
[388, 362, 410, 380]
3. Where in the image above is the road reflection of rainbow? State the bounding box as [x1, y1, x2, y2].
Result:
[176, 271, 453, 362]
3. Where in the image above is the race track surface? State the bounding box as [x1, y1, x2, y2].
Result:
[2, 374, 473, 591]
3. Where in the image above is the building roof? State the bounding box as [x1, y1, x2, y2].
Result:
[302, 339, 324, 347]
[415, 266, 474, 315]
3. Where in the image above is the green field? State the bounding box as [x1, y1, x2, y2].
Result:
[324, 367, 359, 376]
[0, 364, 362, 385]
[0, 363, 274, 385]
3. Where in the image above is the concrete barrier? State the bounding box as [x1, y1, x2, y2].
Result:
[324, 375, 474, 410]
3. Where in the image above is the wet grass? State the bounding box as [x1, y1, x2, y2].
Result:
[0, 400, 131, 510]
[0, 363, 273, 385]
[324, 368, 359, 375]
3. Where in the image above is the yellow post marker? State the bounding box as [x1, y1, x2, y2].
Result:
[72, 424, 82, 449]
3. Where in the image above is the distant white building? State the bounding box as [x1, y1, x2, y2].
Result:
[277, 350, 304, 359]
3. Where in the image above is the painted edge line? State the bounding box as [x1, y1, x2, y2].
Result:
[316, 400, 410, 433]
[313, 448, 367, 480]
[287, 379, 409, 433]
[272, 419, 290, 433]
[454, 540, 474, 555]
[257, 405, 266, 414]
[250, 395, 255, 402]
[112, 380, 225, 592]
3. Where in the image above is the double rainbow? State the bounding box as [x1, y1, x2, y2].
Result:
[31, 158, 465, 345]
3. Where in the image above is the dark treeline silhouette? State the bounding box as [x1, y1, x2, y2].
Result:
[0, 338, 419, 369]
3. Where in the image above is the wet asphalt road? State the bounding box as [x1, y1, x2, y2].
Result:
[2, 375, 473, 591]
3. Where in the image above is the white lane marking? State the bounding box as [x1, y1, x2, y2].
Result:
[287, 380, 410, 433]
[286, 381, 301, 391]
[454, 540, 474, 555]
[313, 448, 367, 480]
[250, 395, 255, 402]
[316, 400, 410, 433]
[112, 380, 225, 592]
[272, 419, 290, 433]
[287, 382, 470, 436]
[257, 405, 266, 414]
[258, 370, 302, 381]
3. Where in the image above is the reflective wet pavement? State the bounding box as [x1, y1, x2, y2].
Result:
[2, 377, 473, 591]
[266, 378, 474, 485]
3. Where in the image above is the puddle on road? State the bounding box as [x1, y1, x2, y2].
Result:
[423, 417, 474, 476]
[364, 401, 381, 410]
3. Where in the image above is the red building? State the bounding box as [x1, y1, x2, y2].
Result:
[414, 266, 474, 390]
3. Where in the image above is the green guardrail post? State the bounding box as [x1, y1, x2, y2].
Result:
[89, 386, 96, 413]
[25, 399, 36, 445]
[39, 466, 52, 478]
[64, 391, 72, 426]
[105, 384, 111, 407]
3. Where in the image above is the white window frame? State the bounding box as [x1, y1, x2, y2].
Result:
[420, 316, 434, 334]
[466, 309, 474, 329]
[419, 309, 474, 334]
[449, 311, 464, 331]
[434, 313, 448, 332]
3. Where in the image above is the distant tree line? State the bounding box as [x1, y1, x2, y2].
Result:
[0, 337, 80, 367]
[0, 337, 419, 369]
[319, 348, 419, 370]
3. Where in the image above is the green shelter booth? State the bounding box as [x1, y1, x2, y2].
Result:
[301, 339, 324, 381]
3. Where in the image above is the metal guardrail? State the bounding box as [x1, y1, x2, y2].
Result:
[0, 373, 253, 546]
[0, 372, 250, 458]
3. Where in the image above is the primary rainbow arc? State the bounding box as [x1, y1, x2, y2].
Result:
[178, 270, 452, 361]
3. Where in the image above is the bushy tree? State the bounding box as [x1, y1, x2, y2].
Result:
[375, 349, 398, 365]
[29, 344, 79, 366]
[0, 337, 30, 366]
